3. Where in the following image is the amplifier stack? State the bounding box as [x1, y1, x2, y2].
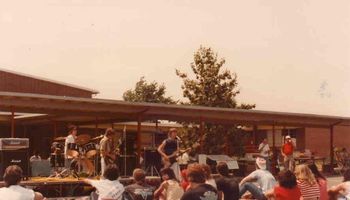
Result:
[0, 138, 29, 180]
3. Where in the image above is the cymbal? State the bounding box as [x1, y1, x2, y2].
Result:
[91, 135, 104, 141]
[76, 134, 91, 145]
[54, 136, 66, 141]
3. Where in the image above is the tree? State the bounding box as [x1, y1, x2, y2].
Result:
[176, 46, 255, 155]
[123, 77, 176, 104]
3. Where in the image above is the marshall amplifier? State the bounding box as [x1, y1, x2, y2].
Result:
[0, 149, 29, 180]
[0, 138, 29, 180]
[0, 138, 29, 150]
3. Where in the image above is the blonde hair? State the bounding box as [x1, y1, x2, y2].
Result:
[294, 164, 317, 185]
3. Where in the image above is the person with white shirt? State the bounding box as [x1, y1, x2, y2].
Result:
[258, 138, 270, 171]
[64, 125, 77, 157]
[0, 165, 44, 200]
[64, 125, 77, 169]
[29, 150, 41, 162]
[84, 165, 124, 200]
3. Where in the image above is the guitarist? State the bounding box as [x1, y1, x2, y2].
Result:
[100, 128, 116, 175]
[158, 128, 181, 181]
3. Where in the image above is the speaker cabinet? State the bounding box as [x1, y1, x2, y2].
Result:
[0, 149, 29, 180]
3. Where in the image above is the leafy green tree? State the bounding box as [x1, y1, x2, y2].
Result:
[176, 46, 255, 155]
[123, 77, 176, 104]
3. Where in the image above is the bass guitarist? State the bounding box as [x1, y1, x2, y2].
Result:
[157, 128, 181, 181]
[100, 128, 117, 175]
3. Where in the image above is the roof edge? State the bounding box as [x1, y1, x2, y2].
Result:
[0, 67, 99, 94]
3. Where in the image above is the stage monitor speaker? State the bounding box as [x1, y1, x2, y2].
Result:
[206, 155, 238, 174]
[0, 149, 29, 180]
[118, 155, 137, 177]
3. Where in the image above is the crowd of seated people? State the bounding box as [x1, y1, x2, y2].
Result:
[4, 160, 350, 200]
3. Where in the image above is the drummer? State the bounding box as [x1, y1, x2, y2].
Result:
[64, 125, 78, 167]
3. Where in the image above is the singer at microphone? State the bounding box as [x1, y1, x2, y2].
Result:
[157, 128, 182, 181]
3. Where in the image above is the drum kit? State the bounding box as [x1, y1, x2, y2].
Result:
[51, 134, 104, 177]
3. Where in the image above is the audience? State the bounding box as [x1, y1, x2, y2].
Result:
[308, 163, 328, 200]
[201, 164, 217, 189]
[180, 169, 190, 191]
[295, 164, 320, 199]
[0, 165, 44, 200]
[265, 170, 301, 200]
[154, 167, 184, 200]
[239, 157, 276, 200]
[215, 162, 239, 200]
[124, 168, 154, 200]
[84, 165, 124, 200]
[180, 163, 218, 200]
[328, 168, 350, 200]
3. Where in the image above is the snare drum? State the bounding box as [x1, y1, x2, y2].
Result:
[84, 142, 97, 158]
[67, 143, 79, 158]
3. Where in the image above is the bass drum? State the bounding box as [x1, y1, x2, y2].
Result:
[67, 143, 79, 158]
[84, 142, 97, 158]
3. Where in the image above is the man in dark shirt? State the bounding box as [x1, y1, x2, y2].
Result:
[215, 162, 239, 200]
[181, 163, 218, 200]
[125, 168, 154, 200]
[158, 128, 181, 180]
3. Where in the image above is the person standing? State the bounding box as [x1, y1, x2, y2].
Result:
[100, 128, 116, 176]
[158, 128, 181, 181]
[258, 138, 270, 171]
[281, 135, 295, 171]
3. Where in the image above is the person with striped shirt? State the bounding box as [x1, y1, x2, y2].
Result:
[295, 164, 320, 200]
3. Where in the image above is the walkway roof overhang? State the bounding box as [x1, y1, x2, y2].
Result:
[0, 92, 349, 128]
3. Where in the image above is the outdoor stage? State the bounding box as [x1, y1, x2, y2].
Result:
[0, 176, 161, 198]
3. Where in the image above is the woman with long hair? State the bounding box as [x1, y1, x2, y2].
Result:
[308, 163, 328, 200]
[294, 164, 320, 200]
[154, 167, 184, 200]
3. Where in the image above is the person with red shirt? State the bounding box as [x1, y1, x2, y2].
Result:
[266, 170, 301, 200]
[281, 135, 295, 171]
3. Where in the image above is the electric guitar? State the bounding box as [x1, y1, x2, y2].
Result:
[162, 147, 192, 165]
[104, 148, 120, 166]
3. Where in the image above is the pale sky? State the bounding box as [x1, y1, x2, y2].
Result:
[0, 0, 349, 117]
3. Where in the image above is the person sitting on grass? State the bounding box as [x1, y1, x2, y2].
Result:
[84, 165, 124, 200]
[0, 165, 44, 200]
[328, 168, 350, 200]
[215, 162, 239, 200]
[124, 168, 154, 200]
[239, 157, 276, 200]
[154, 167, 184, 200]
[180, 163, 218, 200]
[294, 164, 320, 200]
[265, 169, 301, 200]
[308, 163, 327, 200]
